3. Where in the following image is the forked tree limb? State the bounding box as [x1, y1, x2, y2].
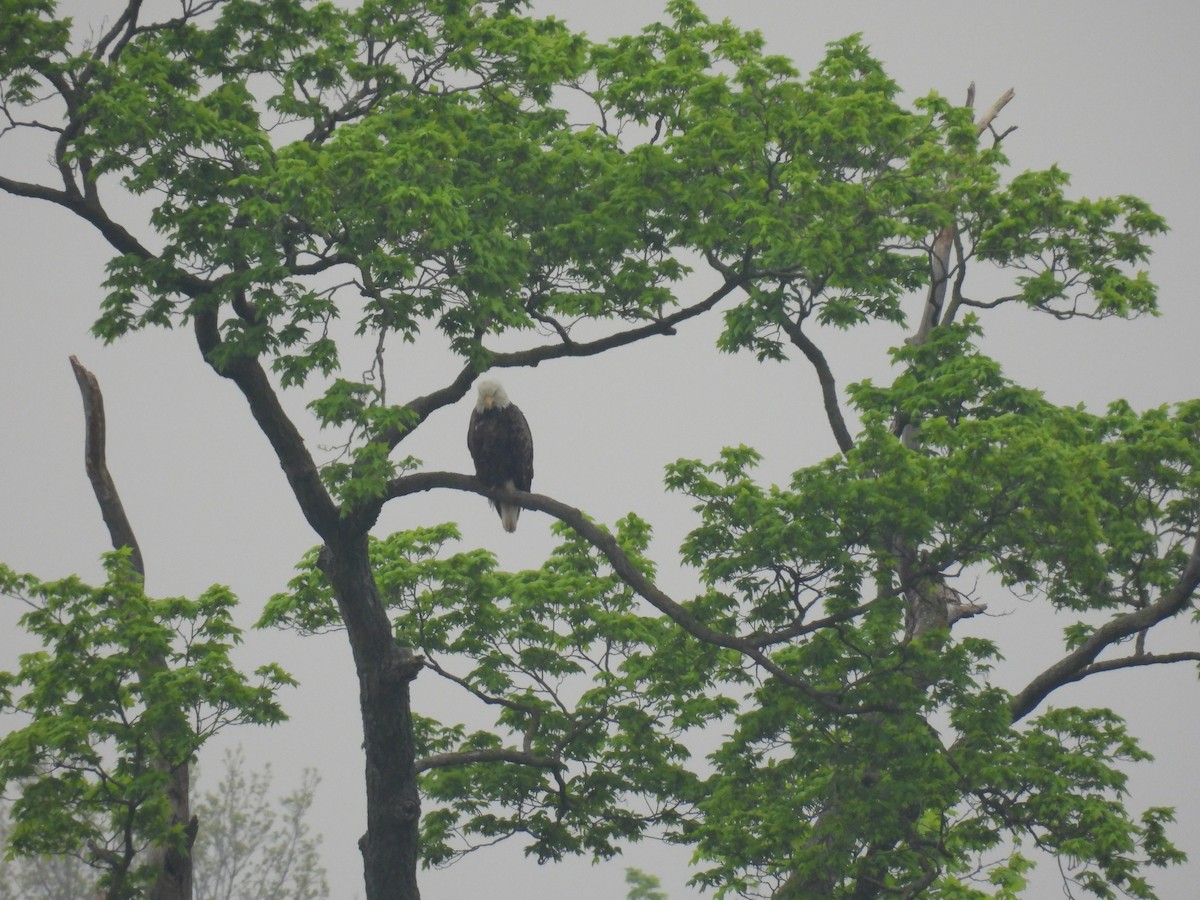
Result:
[911, 89, 1013, 337]
[907, 87, 1016, 354]
[975, 87, 1015, 138]
[1009, 534, 1200, 722]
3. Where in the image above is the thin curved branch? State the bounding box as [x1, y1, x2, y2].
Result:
[745, 584, 947, 649]
[952, 293, 1020, 311]
[422, 655, 543, 717]
[0, 174, 155, 261]
[387, 276, 747, 452]
[780, 317, 855, 454]
[1069, 650, 1200, 681]
[385, 471, 894, 715]
[1009, 535, 1200, 722]
[415, 748, 564, 775]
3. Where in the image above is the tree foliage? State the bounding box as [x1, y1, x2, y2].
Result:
[191, 747, 328, 900]
[0, 800, 97, 900]
[1, 1, 1196, 898]
[660, 341, 1198, 896]
[0, 551, 292, 898]
[0, 748, 328, 900]
[262, 518, 705, 865]
[626, 867, 671, 900]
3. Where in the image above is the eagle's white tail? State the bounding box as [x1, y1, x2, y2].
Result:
[498, 479, 520, 532]
[499, 503, 520, 532]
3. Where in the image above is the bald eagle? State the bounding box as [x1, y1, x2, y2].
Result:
[467, 380, 534, 532]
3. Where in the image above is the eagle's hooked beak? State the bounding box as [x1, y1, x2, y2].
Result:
[482, 396, 495, 410]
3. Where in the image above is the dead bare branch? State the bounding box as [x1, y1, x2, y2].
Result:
[68, 356, 144, 576]
[974, 88, 1015, 138]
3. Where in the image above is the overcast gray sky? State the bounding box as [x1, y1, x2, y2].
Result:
[2, 2, 1198, 897]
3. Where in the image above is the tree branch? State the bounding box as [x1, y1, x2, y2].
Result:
[385, 474, 728, 648]
[1009, 535, 1200, 722]
[908, 225, 956, 352]
[891, 88, 1020, 635]
[974, 88, 1015, 138]
[69, 356, 145, 577]
[489, 277, 741, 367]
[8, 173, 343, 544]
[422, 655, 544, 717]
[415, 748, 564, 775]
[0, 174, 156, 261]
[92, 0, 144, 63]
[387, 277, 747, 452]
[191, 309, 342, 538]
[939, 230, 972, 327]
[903, 88, 1016, 356]
[1070, 651, 1200, 680]
[780, 316, 855, 454]
[385, 471, 893, 715]
[747, 595, 882, 649]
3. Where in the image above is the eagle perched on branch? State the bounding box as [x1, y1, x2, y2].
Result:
[467, 380, 534, 532]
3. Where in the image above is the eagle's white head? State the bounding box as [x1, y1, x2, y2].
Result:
[475, 379, 511, 412]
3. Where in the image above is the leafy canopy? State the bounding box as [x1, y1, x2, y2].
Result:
[0, 1, 1191, 898]
[0, 0, 1162, 508]
[0, 550, 293, 897]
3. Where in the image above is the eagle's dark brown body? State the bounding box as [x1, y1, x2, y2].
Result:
[467, 381, 533, 532]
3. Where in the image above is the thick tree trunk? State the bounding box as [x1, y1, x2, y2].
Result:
[319, 534, 424, 900]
